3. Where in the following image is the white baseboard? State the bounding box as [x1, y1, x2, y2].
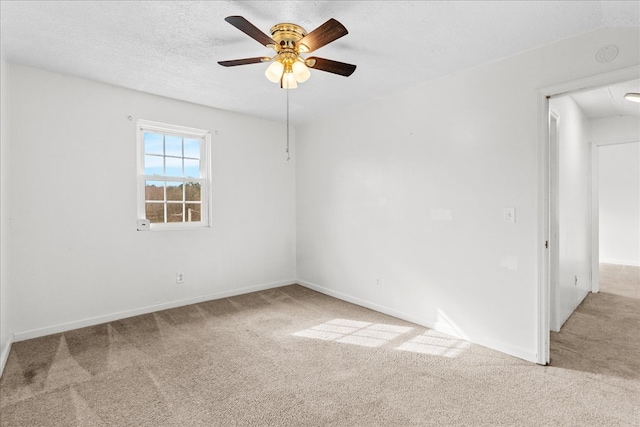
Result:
[13, 279, 296, 342]
[0, 334, 14, 378]
[10, 278, 538, 364]
[297, 279, 538, 364]
[298, 279, 438, 331]
[600, 259, 640, 267]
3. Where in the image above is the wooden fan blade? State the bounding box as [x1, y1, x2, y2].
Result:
[218, 57, 268, 67]
[225, 16, 275, 47]
[298, 18, 348, 53]
[306, 57, 356, 76]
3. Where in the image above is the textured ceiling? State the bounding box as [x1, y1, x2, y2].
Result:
[1, 1, 639, 124]
[571, 79, 640, 119]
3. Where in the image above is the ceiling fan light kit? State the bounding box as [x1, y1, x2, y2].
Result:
[624, 92, 640, 103]
[218, 16, 356, 89]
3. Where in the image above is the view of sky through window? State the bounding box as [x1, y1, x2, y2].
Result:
[141, 128, 205, 225]
[144, 132, 201, 178]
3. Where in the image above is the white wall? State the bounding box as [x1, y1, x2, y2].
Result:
[591, 116, 640, 143]
[1, 59, 13, 369]
[592, 115, 640, 266]
[6, 64, 296, 339]
[599, 141, 640, 266]
[549, 95, 591, 331]
[296, 27, 639, 362]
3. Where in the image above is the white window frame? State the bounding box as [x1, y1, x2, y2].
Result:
[137, 119, 211, 230]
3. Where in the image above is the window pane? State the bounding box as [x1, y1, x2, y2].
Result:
[145, 155, 164, 175]
[145, 180, 164, 201]
[144, 133, 164, 155]
[186, 203, 201, 222]
[165, 135, 182, 157]
[185, 182, 201, 201]
[166, 182, 183, 201]
[139, 122, 210, 229]
[165, 157, 182, 177]
[167, 203, 184, 223]
[184, 159, 200, 178]
[146, 203, 165, 223]
[184, 138, 200, 159]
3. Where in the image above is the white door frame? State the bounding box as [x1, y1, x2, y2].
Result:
[548, 110, 560, 332]
[536, 65, 640, 365]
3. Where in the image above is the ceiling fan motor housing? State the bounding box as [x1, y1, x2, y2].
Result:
[270, 23, 309, 54]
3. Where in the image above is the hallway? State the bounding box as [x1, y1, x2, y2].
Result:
[550, 263, 639, 381]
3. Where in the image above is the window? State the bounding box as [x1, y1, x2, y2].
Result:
[137, 120, 210, 229]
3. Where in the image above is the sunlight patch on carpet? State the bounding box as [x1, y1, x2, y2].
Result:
[395, 330, 470, 358]
[293, 318, 413, 348]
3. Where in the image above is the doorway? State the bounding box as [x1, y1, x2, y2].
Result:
[594, 141, 640, 268]
[537, 66, 640, 365]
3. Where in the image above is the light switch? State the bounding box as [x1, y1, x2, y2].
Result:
[503, 207, 516, 224]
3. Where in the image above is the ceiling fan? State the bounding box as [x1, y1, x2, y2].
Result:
[218, 16, 356, 89]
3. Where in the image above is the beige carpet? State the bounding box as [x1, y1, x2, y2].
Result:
[1, 265, 638, 426]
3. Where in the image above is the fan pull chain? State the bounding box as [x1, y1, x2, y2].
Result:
[286, 89, 290, 161]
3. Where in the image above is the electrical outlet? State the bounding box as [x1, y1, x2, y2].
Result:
[176, 272, 185, 284]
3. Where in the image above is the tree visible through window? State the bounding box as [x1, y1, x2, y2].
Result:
[137, 120, 210, 229]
